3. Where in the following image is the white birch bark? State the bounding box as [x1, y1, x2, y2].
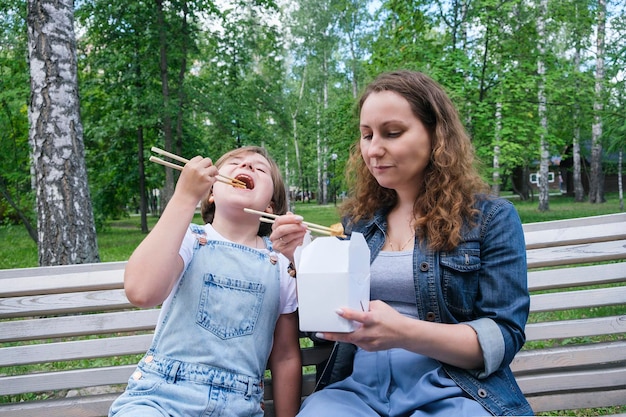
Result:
[572, 41, 585, 201]
[590, 0, 606, 203]
[27, 0, 99, 265]
[537, 0, 550, 211]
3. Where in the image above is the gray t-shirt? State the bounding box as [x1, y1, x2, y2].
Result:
[370, 249, 418, 319]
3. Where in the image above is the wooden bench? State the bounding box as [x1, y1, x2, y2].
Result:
[1, 213, 625, 416]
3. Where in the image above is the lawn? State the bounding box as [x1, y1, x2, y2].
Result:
[1, 192, 623, 270]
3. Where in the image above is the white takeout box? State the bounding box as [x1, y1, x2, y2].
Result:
[295, 232, 370, 332]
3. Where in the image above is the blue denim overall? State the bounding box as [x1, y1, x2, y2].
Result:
[109, 227, 280, 417]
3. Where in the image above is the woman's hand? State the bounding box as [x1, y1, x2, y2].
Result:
[269, 212, 308, 263]
[315, 300, 408, 351]
[315, 300, 485, 369]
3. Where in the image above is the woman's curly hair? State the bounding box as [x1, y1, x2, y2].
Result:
[200, 146, 287, 237]
[341, 70, 489, 251]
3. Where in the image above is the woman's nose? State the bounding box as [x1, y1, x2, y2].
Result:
[366, 135, 384, 157]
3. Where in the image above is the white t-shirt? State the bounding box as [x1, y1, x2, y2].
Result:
[161, 223, 298, 316]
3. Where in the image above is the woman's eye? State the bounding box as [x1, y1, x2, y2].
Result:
[361, 133, 372, 140]
[387, 131, 401, 138]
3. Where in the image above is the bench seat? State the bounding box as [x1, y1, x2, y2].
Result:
[1, 213, 625, 416]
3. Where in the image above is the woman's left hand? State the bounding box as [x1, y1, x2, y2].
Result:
[315, 300, 409, 351]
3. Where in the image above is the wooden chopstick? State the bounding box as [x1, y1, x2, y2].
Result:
[243, 208, 345, 237]
[149, 156, 242, 187]
[256, 217, 335, 236]
[150, 147, 246, 188]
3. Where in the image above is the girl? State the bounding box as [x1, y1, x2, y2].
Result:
[109, 146, 302, 417]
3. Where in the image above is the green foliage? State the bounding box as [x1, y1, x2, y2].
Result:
[0, 1, 33, 227]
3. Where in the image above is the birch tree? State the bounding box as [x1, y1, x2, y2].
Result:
[536, 0, 550, 211]
[27, 0, 99, 265]
[590, 0, 606, 203]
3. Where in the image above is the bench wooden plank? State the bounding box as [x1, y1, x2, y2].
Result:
[0, 334, 152, 368]
[527, 262, 626, 291]
[0, 393, 118, 417]
[511, 341, 626, 373]
[523, 216, 626, 249]
[525, 315, 626, 341]
[0, 309, 160, 343]
[516, 366, 626, 395]
[0, 289, 132, 318]
[0, 268, 125, 297]
[526, 239, 626, 268]
[527, 389, 626, 413]
[0, 365, 135, 396]
[522, 212, 626, 233]
[529, 286, 626, 313]
[0, 262, 126, 296]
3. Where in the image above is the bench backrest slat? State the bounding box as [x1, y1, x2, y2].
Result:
[523, 216, 626, 249]
[511, 340, 626, 373]
[0, 334, 152, 368]
[527, 262, 626, 291]
[529, 286, 626, 312]
[526, 239, 626, 268]
[525, 315, 626, 341]
[0, 309, 160, 343]
[0, 394, 119, 417]
[517, 366, 626, 395]
[0, 289, 132, 318]
[522, 212, 626, 233]
[0, 365, 136, 396]
[527, 389, 626, 414]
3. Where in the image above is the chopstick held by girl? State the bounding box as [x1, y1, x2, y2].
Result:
[109, 146, 302, 417]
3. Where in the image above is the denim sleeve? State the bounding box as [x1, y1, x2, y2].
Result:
[466, 317, 504, 378]
[470, 199, 530, 377]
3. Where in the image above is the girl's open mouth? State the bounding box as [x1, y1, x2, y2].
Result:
[235, 174, 254, 190]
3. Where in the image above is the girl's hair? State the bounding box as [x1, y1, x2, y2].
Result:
[341, 70, 489, 251]
[200, 146, 287, 236]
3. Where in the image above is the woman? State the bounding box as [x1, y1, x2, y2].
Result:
[274, 70, 532, 416]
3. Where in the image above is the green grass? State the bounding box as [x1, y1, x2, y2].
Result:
[1, 193, 623, 269]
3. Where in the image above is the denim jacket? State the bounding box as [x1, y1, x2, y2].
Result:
[320, 196, 533, 416]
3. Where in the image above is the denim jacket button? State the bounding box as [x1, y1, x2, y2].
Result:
[477, 388, 487, 398]
[425, 312, 436, 321]
[419, 262, 429, 271]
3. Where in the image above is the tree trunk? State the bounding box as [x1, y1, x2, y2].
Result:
[175, 0, 189, 158]
[27, 0, 99, 266]
[589, 0, 606, 203]
[155, 0, 175, 210]
[572, 5, 585, 202]
[619, 149, 624, 211]
[536, 0, 549, 212]
[492, 100, 502, 196]
[137, 126, 149, 233]
[292, 69, 306, 201]
[0, 176, 38, 242]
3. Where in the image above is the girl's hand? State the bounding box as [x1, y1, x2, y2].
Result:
[269, 212, 308, 263]
[175, 156, 219, 203]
